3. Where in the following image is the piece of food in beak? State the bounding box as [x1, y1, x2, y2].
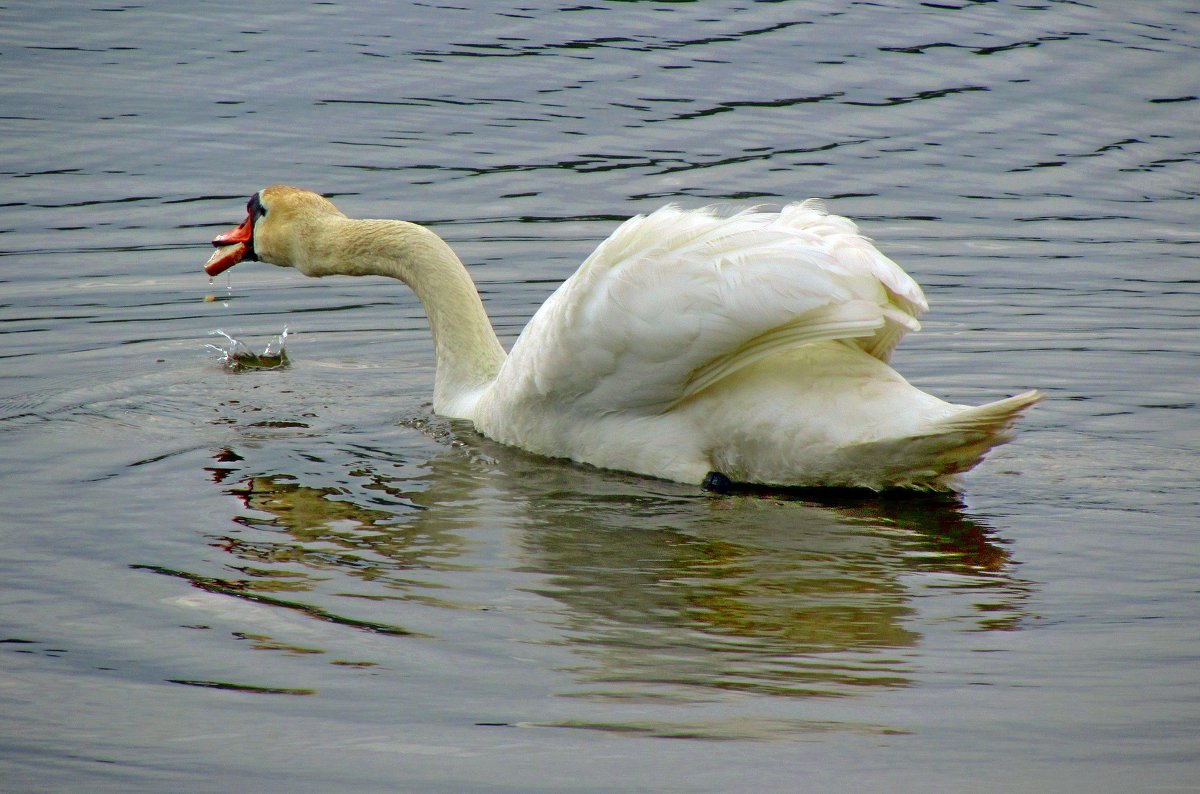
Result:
[204, 213, 253, 276]
[205, 242, 246, 276]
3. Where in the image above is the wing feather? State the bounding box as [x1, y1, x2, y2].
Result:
[492, 201, 927, 414]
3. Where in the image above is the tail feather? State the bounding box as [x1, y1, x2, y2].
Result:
[930, 389, 1044, 439]
[829, 390, 1044, 490]
[908, 389, 1044, 484]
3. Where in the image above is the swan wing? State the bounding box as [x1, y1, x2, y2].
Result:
[494, 201, 928, 413]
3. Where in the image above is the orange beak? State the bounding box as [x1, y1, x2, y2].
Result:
[204, 213, 253, 277]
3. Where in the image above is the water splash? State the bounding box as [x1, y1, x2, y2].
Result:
[207, 327, 290, 371]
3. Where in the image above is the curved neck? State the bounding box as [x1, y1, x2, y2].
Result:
[306, 217, 506, 417]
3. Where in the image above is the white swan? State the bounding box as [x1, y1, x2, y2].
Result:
[204, 186, 1041, 490]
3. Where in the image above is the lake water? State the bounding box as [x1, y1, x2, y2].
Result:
[1, 2, 1197, 792]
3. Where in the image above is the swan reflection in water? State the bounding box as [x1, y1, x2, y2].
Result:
[180, 419, 1032, 705]
[178, 422, 1031, 713]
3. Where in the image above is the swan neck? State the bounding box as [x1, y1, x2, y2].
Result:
[317, 218, 506, 416]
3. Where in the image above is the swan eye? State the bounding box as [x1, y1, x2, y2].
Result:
[247, 194, 266, 219]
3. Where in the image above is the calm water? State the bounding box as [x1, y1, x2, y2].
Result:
[2, 2, 1197, 791]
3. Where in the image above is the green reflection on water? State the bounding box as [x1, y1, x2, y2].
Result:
[181, 422, 1030, 706]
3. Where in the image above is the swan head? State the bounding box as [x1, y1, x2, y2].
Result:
[205, 185, 345, 277]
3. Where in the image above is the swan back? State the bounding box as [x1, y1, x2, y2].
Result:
[486, 201, 927, 416]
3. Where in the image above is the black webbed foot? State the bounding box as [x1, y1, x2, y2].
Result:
[701, 471, 734, 494]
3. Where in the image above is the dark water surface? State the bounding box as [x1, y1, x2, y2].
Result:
[2, 2, 1197, 792]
